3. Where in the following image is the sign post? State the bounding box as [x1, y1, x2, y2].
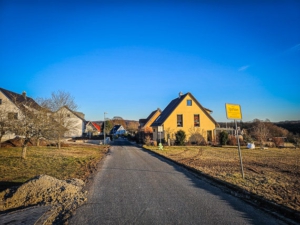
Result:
[225, 103, 244, 179]
[158, 126, 163, 150]
[158, 126, 163, 144]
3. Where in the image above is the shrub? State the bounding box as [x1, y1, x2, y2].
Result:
[228, 135, 237, 146]
[175, 130, 186, 146]
[144, 135, 151, 146]
[273, 137, 284, 147]
[219, 131, 228, 145]
[189, 133, 206, 145]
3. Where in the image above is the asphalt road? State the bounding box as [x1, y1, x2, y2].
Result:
[69, 140, 287, 225]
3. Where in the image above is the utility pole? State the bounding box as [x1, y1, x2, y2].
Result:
[104, 112, 107, 144]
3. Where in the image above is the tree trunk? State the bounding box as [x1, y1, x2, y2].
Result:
[260, 138, 264, 149]
[21, 145, 27, 159]
[58, 136, 61, 149]
[21, 138, 30, 159]
[37, 138, 40, 147]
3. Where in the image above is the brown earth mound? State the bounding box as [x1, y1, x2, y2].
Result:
[0, 175, 87, 224]
[1, 137, 68, 148]
[1, 137, 32, 147]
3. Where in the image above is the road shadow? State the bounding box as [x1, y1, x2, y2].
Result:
[0, 181, 23, 192]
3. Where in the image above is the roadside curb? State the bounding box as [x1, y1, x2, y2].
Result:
[139, 145, 300, 225]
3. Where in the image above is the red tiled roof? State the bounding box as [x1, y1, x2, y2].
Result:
[92, 122, 101, 132]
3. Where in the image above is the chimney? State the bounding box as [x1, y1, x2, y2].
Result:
[22, 91, 27, 99]
[179, 92, 183, 98]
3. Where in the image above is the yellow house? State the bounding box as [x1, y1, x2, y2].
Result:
[138, 108, 161, 143]
[139, 108, 161, 132]
[151, 92, 218, 143]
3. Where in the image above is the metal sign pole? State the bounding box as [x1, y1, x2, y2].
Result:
[225, 103, 244, 179]
[160, 132, 161, 144]
[235, 119, 244, 179]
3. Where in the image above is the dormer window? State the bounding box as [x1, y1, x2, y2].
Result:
[187, 100, 192, 106]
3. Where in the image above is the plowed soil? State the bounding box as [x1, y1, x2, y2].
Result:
[145, 146, 300, 212]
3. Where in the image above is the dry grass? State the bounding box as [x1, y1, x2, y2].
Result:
[0, 144, 109, 190]
[144, 145, 300, 212]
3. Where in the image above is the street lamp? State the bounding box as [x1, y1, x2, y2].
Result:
[104, 112, 107, 144]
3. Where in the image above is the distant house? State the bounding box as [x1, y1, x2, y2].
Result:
[139, 108, 161, 131]
[0, 87, 43, 119]
[0, 87, 88, 140]
[110, 125, 126, 135]
[0, 87, 43, 140]
[85, 121, 101, 137]
[151, 92, 218, 143]
[138, 108, 161, 143]
[55, 106, 86, 138]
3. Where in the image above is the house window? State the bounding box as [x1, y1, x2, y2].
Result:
[8, 112, 18, 120]
[177, 114, 183, 127]
[0, 99, 2, 105]
[187, 100, 192, 106]
[194, 114, 200, 127]
[153, 128, 156, 132]
[67, 114, 70, 117]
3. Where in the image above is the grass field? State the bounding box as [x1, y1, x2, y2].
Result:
[143, 145, 300, 212]
[0, 144, 109, 191]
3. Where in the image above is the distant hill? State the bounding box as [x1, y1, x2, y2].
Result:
[217, 120, 300, 135]
[274, 121, 300, 135]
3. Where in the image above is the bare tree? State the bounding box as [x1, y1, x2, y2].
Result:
[101, 119, 113, 135]
[42, 91, 78, 149]
[34, 98, 55, 146]
[188, 127, 206, 145]
[252, 121, 269, 149]
[10, 95, 42, 159]
[126, 121, 139, 135]
[111, 117, 127, 129]
[164, 127, 175, 146]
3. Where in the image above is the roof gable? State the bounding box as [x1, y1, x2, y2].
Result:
[57, 106, 86, 122]
[110, 124, 126, 134]
[151, 93, 188, 126]
[143, 108, 161, 127]
[151, 92, 218, 126]
[0, 87, 42, 111]
[86, 121, 101, 132]
[91, 122, 101, 132]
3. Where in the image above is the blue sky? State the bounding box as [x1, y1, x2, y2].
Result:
[1, 0, 299, 122]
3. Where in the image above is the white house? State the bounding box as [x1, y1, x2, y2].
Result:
[85, 121, 101, 138]
[55, 106, 86, 138]
[0, 87, 43, 141]
[110, 125, 126, 135]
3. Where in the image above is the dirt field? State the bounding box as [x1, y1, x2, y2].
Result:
[144, 145, 300, 212]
